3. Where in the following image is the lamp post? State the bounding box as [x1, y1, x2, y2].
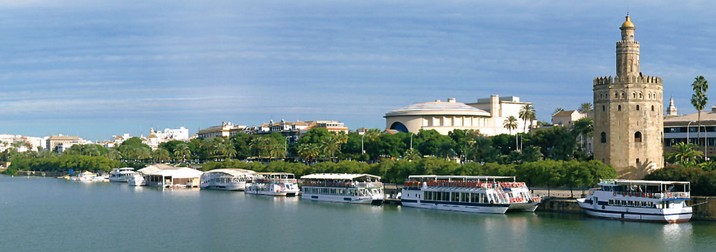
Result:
[687, 121, 694, 144]
[359, 131, 365, 154]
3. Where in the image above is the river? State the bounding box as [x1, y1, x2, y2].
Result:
[1, 175, 715, 251]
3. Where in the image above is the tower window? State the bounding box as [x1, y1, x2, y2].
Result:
[622, 92, 626, 99]
[639, 93, 643, 99]
[636, 158, 641, 166]
[635, 131, 642, 143]
[618, 105, 622, 111]
[636, 105, 640, 111]
[602, 105, 606, 111]
[615, 92, 619, 98]
[601, 132, 607, 143]
[633, 92, 636, 99]
[652, 105, 654, 111]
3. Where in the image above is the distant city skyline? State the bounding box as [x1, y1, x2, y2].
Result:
[2, 1, 715, 140]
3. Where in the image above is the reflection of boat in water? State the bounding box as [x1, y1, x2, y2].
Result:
[401, 175, 513, 214]
[200, 169, 256, 191]
[109, 167, 136, 183]
[245, 173, 299, 196]
[577, 179, 693, 223]
[300, 173, 384, 205]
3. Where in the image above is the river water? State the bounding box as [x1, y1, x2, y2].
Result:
[1, 175, 715, 252]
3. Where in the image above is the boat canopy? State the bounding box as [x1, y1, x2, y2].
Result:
[599, 179, 690, 186]
[408, 175, 515, 181]
[139, 164, 203, 178]
[301, 173, 381, 181]
[204, 169, 256, 177]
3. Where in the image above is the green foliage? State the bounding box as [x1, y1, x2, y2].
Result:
[645, 166, 716, 196]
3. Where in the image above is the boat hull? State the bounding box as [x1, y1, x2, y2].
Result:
[577, 199, 692, 223]
[401, 200, 509, 214]
[200, 181, 247, 191]
[507, 202, 540, 212]
[301, 193, 383, 205]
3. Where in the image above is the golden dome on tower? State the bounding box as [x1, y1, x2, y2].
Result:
[621, 15, 635, 28]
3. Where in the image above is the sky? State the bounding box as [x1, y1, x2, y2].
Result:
[2, 0, 716, 141]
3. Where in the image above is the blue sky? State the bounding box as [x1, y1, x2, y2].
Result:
[1, 1, 715, 141]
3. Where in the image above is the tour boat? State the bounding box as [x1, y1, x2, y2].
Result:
[200, 169, 257, 191]
[128, 174, 146, 186]
[300, 173, 384, 205]
[108, 167, 136, 183]
[577, 179, 693, 223]
[245, 172, 300, 196]
[401, 175, 514, 214]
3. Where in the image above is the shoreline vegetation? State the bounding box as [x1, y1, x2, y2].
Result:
[2, 128, 716, 196]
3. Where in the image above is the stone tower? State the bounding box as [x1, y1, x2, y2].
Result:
[593, 16, 664, 177]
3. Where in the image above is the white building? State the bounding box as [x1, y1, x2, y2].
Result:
[551, 110, 587, 127]
[0, 134, 45, 152]
[145, 127, 190, 149]
[385, 95, 535, 136]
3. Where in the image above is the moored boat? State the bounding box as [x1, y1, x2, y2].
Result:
[401, 175, 512, 214]
[128, 173, 146, 186]
[245, 172, 299, 196]
[300, 173, 384, 205]
[577, 179, 693, 223]
[200, 169, 257, 191]
[109, 167, 136, 183]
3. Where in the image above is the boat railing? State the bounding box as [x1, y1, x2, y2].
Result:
[421, 180, 500, 189]
[613, 191, 690, 199]
[302, 181, 382, 188]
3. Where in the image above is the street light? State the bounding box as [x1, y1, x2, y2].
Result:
[358, 130, 365, 154]
[687, 121, 694, 144]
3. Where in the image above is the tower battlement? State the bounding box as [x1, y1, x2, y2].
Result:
[593, 75, 663, 86]
[616, 40, 639, 46]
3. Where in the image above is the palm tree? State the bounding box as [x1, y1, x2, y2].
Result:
[667, 142, 703, 168]
[297, 143, 321, 163]
[578, 103, 593, 114]
[321, 132, 348, 162]
[691, 76, 709, 154]
[503, 116, 519, 151]
[571, 118, 594, 154]
[173, 143, 191, 163]
[519, 104, 536, 133]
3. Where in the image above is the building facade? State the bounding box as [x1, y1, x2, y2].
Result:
[551, 110, 587, 127]
[663, 106, 716, 158]
[385, 95, 534, 136]
[46, 135, 84, 152]
[593, 16, 664, 176]
[197, 122, 248, 139]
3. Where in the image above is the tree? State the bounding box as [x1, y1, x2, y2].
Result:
[503, 116, 519, 151]
[552, 107, 564, 116]
[173, 143, 192, 163]
[519, 104, 536, 132]
[578, 103, 593, 114]
[571, 117, 594, 158]
[666, 142, 703, 168]
[691, 75, 709, 153]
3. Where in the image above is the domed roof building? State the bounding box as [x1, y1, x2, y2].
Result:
[385, 95, 534, 135]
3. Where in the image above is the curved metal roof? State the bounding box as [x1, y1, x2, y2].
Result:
[385, 100, 490, 117]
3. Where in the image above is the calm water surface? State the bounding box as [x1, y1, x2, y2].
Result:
[1, 175, 715, 252]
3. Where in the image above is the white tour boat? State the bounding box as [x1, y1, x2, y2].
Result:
[300, 173, 384, 205]
[577, 179, 693, 223]
[401, 175, 513, 214]
[108, 167, 136, 183]
[200, 169, 257, 191]
[128, 174, 146, 186]
[245, 172, 300, 196]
